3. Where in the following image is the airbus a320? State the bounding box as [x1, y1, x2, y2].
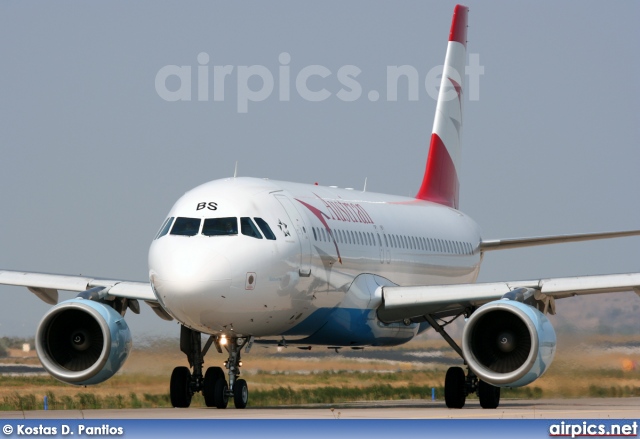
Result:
[2, 5, 639, 409]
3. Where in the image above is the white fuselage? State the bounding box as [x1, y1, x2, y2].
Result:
[148, 177, 483, 346]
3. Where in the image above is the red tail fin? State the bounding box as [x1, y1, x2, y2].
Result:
[416, 4, 468, 210]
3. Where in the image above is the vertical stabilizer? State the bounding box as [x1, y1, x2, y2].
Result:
[416, 4, 468, 209]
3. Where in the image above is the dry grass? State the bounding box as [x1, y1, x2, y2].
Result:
[1, 333, 639, 409]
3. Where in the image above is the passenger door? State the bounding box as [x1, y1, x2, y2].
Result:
[273, 194, 312, 277]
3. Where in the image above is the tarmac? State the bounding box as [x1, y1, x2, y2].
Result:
[1, 398, 638, 419]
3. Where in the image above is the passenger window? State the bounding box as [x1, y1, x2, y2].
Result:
[383, 234, 388, 247]
[202, 217, 238, 236]
[312, 228, 318, 241]
[170, 217, 201, 236]
[155, 217, 174, 240]
[240, 217, 263, 239]
[254, 218, 276, 240]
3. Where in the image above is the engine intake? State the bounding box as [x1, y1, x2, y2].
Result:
[36, 298, 132, 385]
[461, 300, 556, 387]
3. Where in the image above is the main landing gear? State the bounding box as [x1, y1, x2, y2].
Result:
[443, 365, 500, 409]
[424, 315, 500, 409]
[170, 325, 252, 409]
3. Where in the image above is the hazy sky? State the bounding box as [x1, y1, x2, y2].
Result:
[1, 1, 638, 338]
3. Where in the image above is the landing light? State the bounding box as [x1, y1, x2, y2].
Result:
[220, 335, 228, 346]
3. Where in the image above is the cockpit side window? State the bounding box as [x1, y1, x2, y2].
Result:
[170, 217, 201, 236]
[155, 217, 174, 240]
[240, 217, 263, 239]
[254, 217, 276, 240]
[202, 217, 238, 236]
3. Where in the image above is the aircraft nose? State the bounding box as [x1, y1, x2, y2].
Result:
[149, 240, 231, 326]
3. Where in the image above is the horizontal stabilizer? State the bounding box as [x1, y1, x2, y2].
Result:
[481, 229, 640, 251]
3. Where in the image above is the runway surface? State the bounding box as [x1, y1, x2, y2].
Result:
[1, 398, 638, 419]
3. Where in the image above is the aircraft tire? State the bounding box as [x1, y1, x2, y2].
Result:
[444, 366, 466, 409]
[233, 379, 249, 409]
[203, 367, 225, 407]
[214, 378, 229, 409]
[478, 380, 500, 409]
[170, 366, 192, 408]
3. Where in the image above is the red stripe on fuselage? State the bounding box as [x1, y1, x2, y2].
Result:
[415, 133, 459, 209]
[295, 198, 342, 264]
[449, 5, 468, 47]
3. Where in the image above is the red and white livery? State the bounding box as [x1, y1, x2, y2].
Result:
[1, 5, 639, 410]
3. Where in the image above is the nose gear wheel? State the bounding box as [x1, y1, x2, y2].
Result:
[169, 325, 251, 409]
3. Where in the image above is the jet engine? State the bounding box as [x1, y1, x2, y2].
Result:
[35, 298, 132, 386]
[461, 299, 556, 388]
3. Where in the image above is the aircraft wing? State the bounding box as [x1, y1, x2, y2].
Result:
[377, 272, 640, 323]
[0, 269, 172, 320]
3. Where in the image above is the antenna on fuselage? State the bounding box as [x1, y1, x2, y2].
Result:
[233, 161, 238, 178]
[363, 177, 368, 192]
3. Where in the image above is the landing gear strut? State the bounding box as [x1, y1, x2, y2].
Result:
[424, 314, 500, 409]
[169, 326, 252, 409]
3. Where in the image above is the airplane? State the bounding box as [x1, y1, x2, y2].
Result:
[1, 4, 639, 410]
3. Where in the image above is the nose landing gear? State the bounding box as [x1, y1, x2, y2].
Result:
[202, 336, 250, 409]
[169, 325, 252, 409]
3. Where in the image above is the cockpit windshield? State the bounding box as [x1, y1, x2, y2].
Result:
[155, 217, 174, 240]
[202, 217, 238, 236]
[240, 217, 263, 239]
[170, 217, 201, 236]
[254, 217, 276, 240]
[155, 216, 277, 240]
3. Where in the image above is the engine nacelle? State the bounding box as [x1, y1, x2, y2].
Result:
[461, 300, 556, 387]
[35, 298, 132, 386]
